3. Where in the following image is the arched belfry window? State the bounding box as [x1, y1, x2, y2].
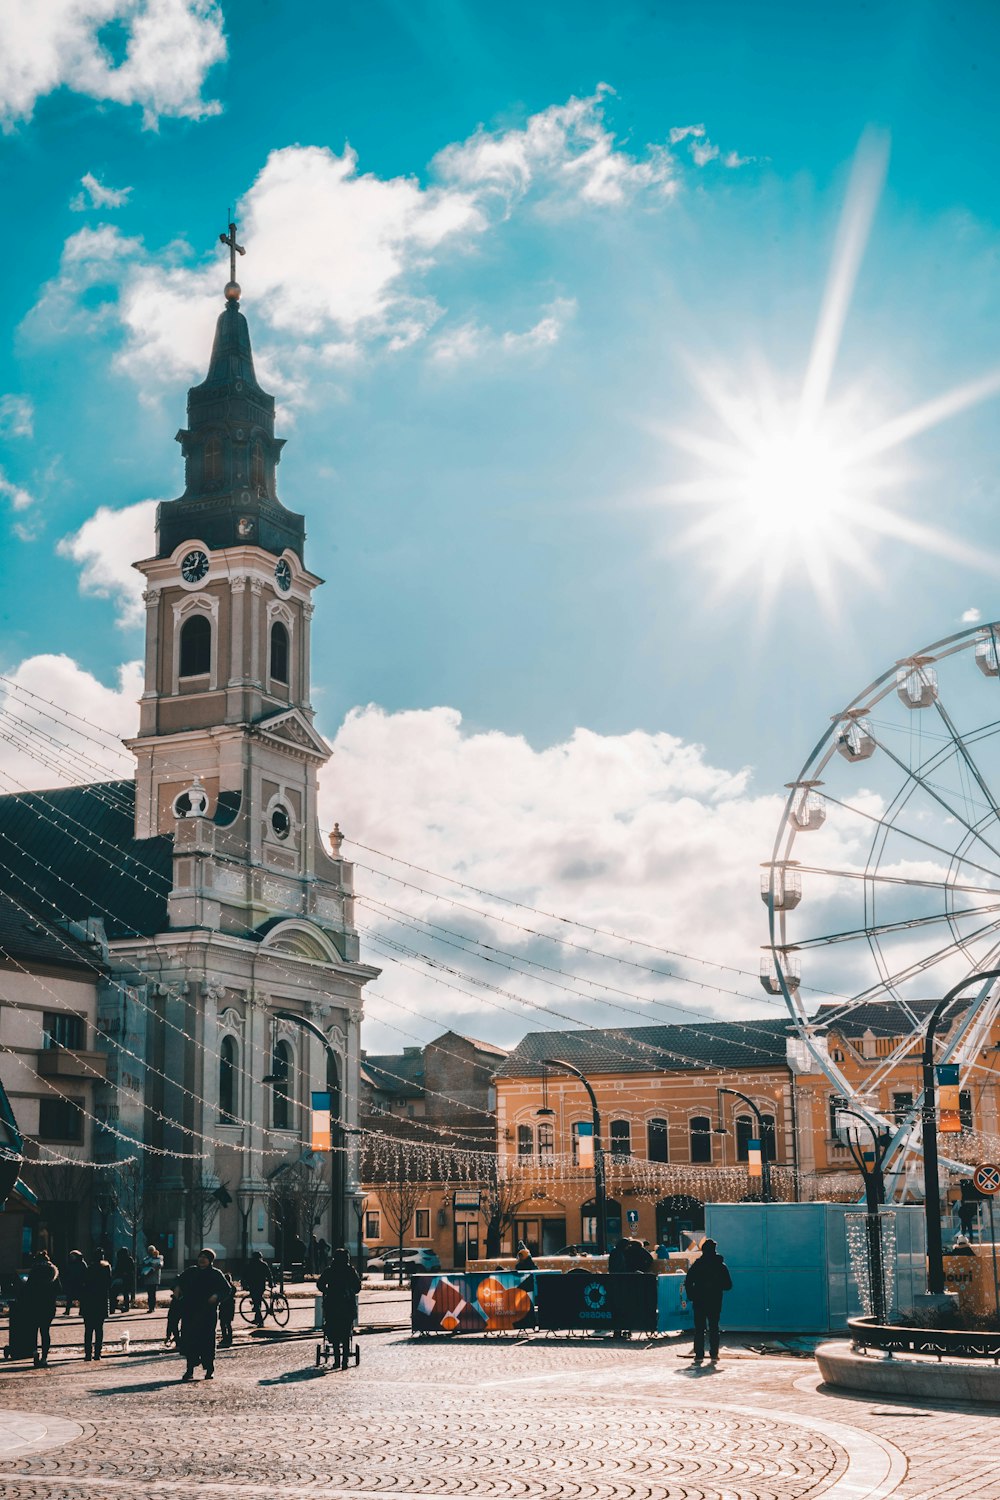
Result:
[179, 613, 211, 677]
[203, 434, 223, 488]
[271, 1040, 292, 1130]
[251, 439, 265, 492]
[270, 621, 289, 685]
[219, 1036, 236, 1124]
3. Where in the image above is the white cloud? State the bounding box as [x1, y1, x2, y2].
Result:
[0, 471, 35, 512]
[669, 125, 706, 146]
[962, 607, 982, 622]
[435, 84, 678, 209]
[0, 0, 226, 131]
[431, 297, 577, 364]
[57, 498, 158, 626]
[691, 141, 720, 167]
[29, 87, 703, 400]
[70, 171, 133, 210]
[0, 656, 140, 792]
[668, 123, 749, 170]
[0, 395, 34, 438]
[318, 704, 791, 1043]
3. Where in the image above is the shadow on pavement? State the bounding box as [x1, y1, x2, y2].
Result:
[259, 1366, 328, 1385]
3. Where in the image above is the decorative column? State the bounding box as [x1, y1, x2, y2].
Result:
[138, 587, 161, 735]
[301, 600, 314, 710]
[249, 577, 263, 685]
[229, 576, 247, 685]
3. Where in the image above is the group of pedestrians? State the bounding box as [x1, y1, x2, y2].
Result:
[7, 1243, 167, 1368]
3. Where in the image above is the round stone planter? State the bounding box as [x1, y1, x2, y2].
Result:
[816, 1318, 1000, 1406]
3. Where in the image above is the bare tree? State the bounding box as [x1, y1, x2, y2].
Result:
[380, 1152, 423, 1285]
[268, 1158, 332, 1270]
[482, 1160, 528, 1258]
[187, 1168, 227, 1250]
[22, 1159, 96, 1264]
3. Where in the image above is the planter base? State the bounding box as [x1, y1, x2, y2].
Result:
[817, 1340, 1000, 1406]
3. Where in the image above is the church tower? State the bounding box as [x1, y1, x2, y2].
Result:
[128, 232, 352, 951]
[114, 228, 376, 1259]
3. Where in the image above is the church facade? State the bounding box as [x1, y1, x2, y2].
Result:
[0, 253, 376, 1269]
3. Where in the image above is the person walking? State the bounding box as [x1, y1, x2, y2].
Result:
[111, 1247, 136, 1312]
[139, 1245, 164, 1313]
[685, 1238, 733, 1365]
[242, 1249, 273, 1326]
[61, 1250, 87, 1315]
[316, 1247, 362, 1370]
[23, 1250, 60, 1368]
[176, 1248, 230, 1381]
[217, 1265, 237, 1347]
[81, 1248, 112, 1362]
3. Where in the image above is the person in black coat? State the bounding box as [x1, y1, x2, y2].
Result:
[685, 1238, 733, 1364]
[177, 1248, 230, 1380]
[23, 1250, 60, 1368]
[62, 1250, 87, 1315]
[81, 1249, 112, 1361]
[111, 1248, 135, 1312]
[242, 1250, 273, 1326]
[316, 1248, 361, 1369]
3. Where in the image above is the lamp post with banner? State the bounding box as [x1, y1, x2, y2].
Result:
[542, 1058, 607, 1254]
[835, 1105, 892, 1325]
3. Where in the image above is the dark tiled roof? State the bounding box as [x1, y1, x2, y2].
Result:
[361, 1051, 426, 1098]
[0, 780, 172, 941]
[0, 889, 103, 972]
[496, 1019, 794, 1079]
[813, 1000, 942, 1037]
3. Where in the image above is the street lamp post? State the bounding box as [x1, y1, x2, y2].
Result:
[835, 1105, 892, 1325]
[542, 1057, 607, 1254]
[921, 969, 1000, 1297]
[265, 1010, 347, 1251]
[715, 1087, 773, 1203]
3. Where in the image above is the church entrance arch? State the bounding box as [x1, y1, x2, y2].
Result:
[655, 1195, 704, 1250]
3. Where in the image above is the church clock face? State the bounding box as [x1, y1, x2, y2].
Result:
[181, 549, 210, 584]
[274, 559, 292, 593]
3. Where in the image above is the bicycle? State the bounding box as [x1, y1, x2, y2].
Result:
[238, 1288, 290, 1327]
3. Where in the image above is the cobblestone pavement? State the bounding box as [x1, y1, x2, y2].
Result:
[0, 1330, 994, 1500]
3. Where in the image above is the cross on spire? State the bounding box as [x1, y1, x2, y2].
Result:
[219, 218, 245, 288]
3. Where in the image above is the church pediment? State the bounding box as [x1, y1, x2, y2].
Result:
[254, 708, 331, 762]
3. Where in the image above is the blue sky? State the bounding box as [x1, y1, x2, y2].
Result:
[3, 1, 1000, 1049]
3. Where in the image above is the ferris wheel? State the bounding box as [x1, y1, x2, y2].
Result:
[762, 620, 1000, 1165]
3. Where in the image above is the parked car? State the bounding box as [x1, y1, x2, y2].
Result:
[366, 1248, 441, 1275]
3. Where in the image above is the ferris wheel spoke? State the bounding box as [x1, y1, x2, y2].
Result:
[792, 900, 1000, 950]
[822, 792, 1000, 884]
[845, 912, 1000, 1007]
[932, 695, 1000, 822]
[794, 864, 1000, 898]
[870, 732, 1000, 866]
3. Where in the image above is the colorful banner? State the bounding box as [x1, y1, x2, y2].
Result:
[411, 1273, 536, 1333]
[937, 1064, 961, 1134]
[576, 1120, 594, 1168]
[747, 1139, 762, 1178]
[310, 1091, 332, 1151]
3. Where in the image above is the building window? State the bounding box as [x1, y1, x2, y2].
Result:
[517, 1124, 534, 1157]
[610, 1119, 632, 1158]
[829, 1094, 849, 1140]
[203, 434, 222, 487]
[179, 613, 211, 677]
[415, 1208, 430, 1238]
[892, 1091, 914, 1124]
[219, 1036, 236, 1124]
[960, 1089, 973, 1132]
[251, 439, 265, 491]
[38, 1096, 83, 1142]
[690, 1115, 712, 1164]
[271, 1040, 292, 1130]
[270, 621, 289, 685]
[736, 1113, 777, 1161]
[42, 1013, 84, 1051]
[537, 1121, 554, 1159]
[365, 1210, 380, 1240]
[647, 1117, 668, 1163]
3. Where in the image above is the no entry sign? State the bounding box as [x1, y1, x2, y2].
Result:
[973, 1163, 1000, 1196]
